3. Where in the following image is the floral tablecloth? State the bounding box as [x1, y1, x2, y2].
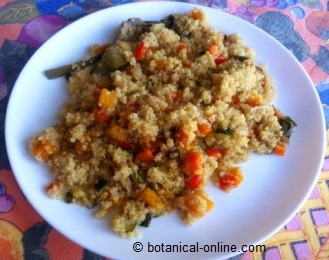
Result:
[0, 0, 329, 259]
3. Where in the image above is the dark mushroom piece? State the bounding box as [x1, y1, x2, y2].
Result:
[115, 15, 176, 42]
[44, 19, 156, 79]
[45, 41, 129, 79]
[114, 18, 159, 42]
[161, 15, 175, 29]
[44, 15, 177, 79]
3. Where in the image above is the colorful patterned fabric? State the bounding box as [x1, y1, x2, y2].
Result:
[0, 0, 328, 259]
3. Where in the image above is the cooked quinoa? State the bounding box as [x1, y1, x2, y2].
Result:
[29, 9, 296, 238]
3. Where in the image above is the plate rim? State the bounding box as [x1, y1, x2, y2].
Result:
[5, 2, 326, 259]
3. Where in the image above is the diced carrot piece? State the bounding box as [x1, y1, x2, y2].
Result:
[207, 148, 223, 159]
[208, 44, 219, 56]
[139, 187, 165, 209]
[189, 174, 202, 189]
[46, 182, 60, 193]
[93, 108, 109, 125]
[32, 140, 55, 161]
[182, 60, 192, 68]
[98, 44, 109, 53]
[135, 42, 147, 60]
[98, 88, 117, 108]
[219, 167, 243, 191]
[184, 151, 202, 174]
[46, 182, 62, 197]
[105, 124, 127, 142]
[215, 55, 227, 65]
[173, 91, 183, 101]
[273, 142, 286, 156]
[137, 148, 154, 162]
[247, 93, 263, 107]
[177, 44, 189, 53]
[198, 123, 212, 135]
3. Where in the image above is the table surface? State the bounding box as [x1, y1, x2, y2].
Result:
[1, 0, 329, 259]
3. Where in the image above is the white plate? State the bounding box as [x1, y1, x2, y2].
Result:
[5, 2, 326, 259]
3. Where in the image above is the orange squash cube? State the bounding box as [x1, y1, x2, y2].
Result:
[98, 88, 117, 108]
[139, 187, 165, 210]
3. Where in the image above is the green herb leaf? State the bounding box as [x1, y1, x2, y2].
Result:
[139, 213, 152, 227]
[216, 127, 234, 135]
